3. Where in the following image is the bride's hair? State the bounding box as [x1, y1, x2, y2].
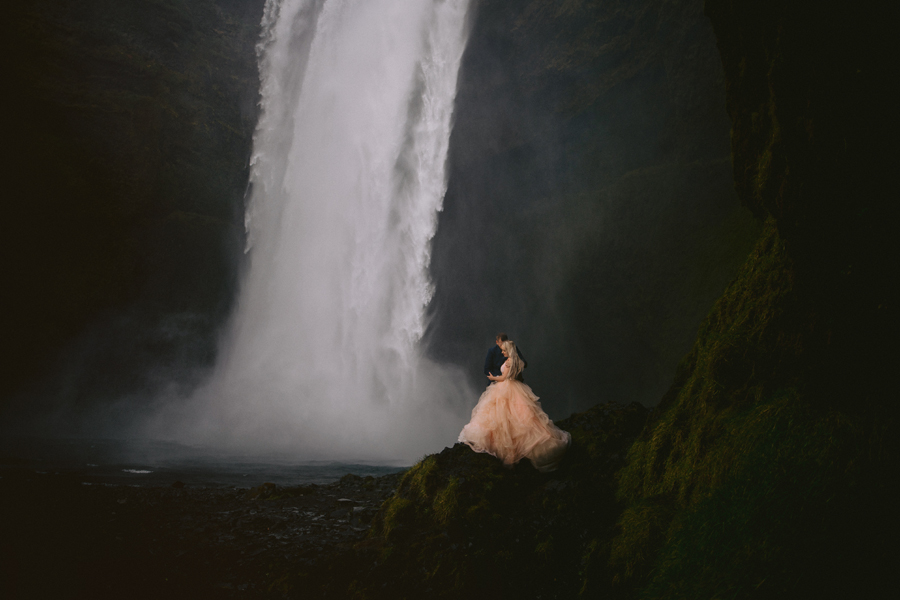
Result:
[502, 340, 522, 381]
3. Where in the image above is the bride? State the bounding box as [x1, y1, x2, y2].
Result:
[458, 340, 571, 472]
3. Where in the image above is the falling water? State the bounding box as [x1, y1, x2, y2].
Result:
[149, 0, 474, 461]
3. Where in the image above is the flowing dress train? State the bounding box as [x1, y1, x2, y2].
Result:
[458, 360, 570, 472]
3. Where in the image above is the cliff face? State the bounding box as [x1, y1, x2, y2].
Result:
[705, 0, 899, 404]
[429, 0, 760, 415]
[2, 0, 265, 410]
[610, 1, 899, 597]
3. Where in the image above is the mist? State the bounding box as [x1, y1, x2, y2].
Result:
[128, 0, 475, 462]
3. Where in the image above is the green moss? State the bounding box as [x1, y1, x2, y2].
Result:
[432, 477, 461, 525]
[380, 497, 414, 541]
[612, 224, 795, 587]
[609, 496, 675, 585]
[641, 397, 887, 599]
[534, 536, 554, 557]
[405, 455, 439, 498]
[617, 220, 796, 509]
[610, 217, 899, 597]
[344, 402, 649, 599]
[752, 92, 781, 203]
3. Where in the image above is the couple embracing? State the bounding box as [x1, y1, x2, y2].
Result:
[458, 333, 571, 473]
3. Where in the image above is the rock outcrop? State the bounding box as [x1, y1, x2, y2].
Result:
[277, 401, 650, 599]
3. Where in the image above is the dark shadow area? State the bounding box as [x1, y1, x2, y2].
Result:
[1, 0, 266, 427]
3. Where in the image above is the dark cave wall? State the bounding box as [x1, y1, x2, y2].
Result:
[608, 1, 900, 596]
[2, 0, 266, 410]
[706, 0, 899, 404]
[428, 0, 760, 416]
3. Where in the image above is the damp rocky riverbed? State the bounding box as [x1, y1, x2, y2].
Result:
[0, 468, 404, 599]
[0, 401, 651, 599]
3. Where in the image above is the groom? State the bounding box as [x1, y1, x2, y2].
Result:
[484, 332, 527, 382]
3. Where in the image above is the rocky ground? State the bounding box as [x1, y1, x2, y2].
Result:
[0, 468, 403, 599]
[0, 401, 650, 599]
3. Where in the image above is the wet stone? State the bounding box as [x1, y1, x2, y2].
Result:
[0, 466, 406, 599]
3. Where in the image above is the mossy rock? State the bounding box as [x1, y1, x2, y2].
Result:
[610, 221, 900, 598]
[277, 401, 648, 599]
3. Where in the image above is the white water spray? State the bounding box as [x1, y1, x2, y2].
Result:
[150, 0, 474, 461]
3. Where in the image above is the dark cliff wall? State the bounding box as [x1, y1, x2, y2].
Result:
[2, 0, 265, 415]
[429, 0, 760, 416]
[707, 0, 899, 404]
[611, 1, 899, 597]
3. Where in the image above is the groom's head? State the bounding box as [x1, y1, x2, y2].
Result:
[495, 332, 508, 347]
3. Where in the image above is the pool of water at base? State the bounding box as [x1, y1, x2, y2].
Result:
[0, 437, 411, 488]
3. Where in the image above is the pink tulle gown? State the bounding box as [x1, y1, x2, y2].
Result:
[458, 360, 571, 472]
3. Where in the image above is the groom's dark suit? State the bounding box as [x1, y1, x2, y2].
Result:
[484, 344, 527, 381]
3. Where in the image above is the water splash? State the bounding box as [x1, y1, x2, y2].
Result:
[149, 0, 473, 461]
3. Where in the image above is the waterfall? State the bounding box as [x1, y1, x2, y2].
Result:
[151, 0, 474, 461]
